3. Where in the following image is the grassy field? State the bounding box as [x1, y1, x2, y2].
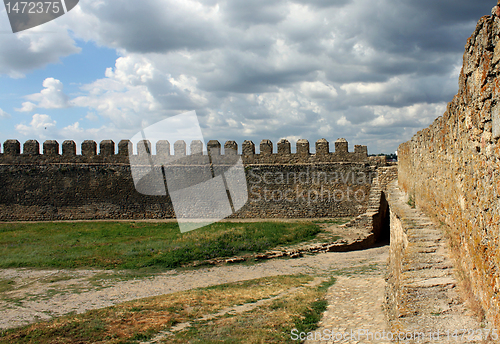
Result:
[0, 274, 336, 344]
[0, 221, 323, 270]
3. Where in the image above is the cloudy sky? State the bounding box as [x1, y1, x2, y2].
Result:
[0, 0, 494, 154]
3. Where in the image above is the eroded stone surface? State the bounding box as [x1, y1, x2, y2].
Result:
[398, 12, 500, 328]
[385, 182, 493, 343]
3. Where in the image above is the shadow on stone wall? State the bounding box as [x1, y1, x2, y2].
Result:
[341, 165, 396, 247]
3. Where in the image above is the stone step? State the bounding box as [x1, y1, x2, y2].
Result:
[385, 180, 487, 337]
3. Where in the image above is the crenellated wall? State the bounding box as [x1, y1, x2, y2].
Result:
[0, 137, 379, 221]
[0, 137, 369, 164]
[397, 13, 500, 328]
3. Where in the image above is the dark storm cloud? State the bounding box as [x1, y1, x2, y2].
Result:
[195, 50, 320, 93]
[0, 22, 80, 77]
[407, 0, 492, 24]
[80, 0, 490, 86]
[341, 107, 376, 125]
[342, 0, 492, 54]
[220, 0, 289, 27]
[79, 0, 222, 53]
[292, 0, 351, 9]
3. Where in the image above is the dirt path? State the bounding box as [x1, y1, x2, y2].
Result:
[305, 275, 389, 344]
[0, 245, 388, 330]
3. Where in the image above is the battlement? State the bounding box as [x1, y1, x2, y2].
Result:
[0, 136, 376, 223]
[0, 138, 369, 164]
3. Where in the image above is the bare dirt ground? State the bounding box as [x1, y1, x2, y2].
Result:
[0, 244, 389, 330]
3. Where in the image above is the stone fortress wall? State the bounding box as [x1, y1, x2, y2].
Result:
[397, 13, 500, 328]
[0, 137, 381, 221]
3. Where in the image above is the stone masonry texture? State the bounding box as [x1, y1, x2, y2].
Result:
[398, 12, 500, 328]
[0, 138, 382, 221]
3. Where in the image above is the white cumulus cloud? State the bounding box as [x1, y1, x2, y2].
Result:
[15, 114, 57, 139]
[0, 108, 11, 118]
[17, 78, 70, 112]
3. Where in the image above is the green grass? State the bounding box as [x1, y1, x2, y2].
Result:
[313, 218, 350, 225]
[407, 195, 415, 208]
[0, 221, 321, 270]
[293, 298, 328, 333]
[0, 279, 16, 293]
[332, 263, 380, 276]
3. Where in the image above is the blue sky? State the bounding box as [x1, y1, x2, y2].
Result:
[0, 0, 494, 154]
[0, 40, 118, 137]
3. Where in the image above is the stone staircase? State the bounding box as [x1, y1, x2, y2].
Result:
[385, 180, 493, 343]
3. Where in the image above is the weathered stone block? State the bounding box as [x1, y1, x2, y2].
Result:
[23, 140, 39, 155]
[174, 140, 186, 156]
[277, 139, 291, 155]
[137, 140, 151, 156]
[355, 145, 368, 156]
[43, 140, 59, 156]
[335, 138, 348, 154]
[82, 140, 97, 156]
[260, 139, 273, 155]
[99, 140, 115, 156]
[62, 140, 76, 156]
[493, 105, 500, 139]
[242, 140, 255, 155]
[316, 138, 329, 155]
[4, 140, 20, 155]
[190, 140, 203, 155]
[156, 140, 171, 156]
[224, 141, 238, 155]
[118, 140, 132, 156]
[296, 139, 309, 155]
[207, 140, 221, 156]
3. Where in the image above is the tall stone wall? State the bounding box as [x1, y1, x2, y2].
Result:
[0, 138, 378, 221]
[398, 14, 500, 327]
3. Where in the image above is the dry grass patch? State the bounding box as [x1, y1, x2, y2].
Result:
[167, 279, 334, 343]
[0, 274, 330, 344]
[0, 279, 16, 293]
